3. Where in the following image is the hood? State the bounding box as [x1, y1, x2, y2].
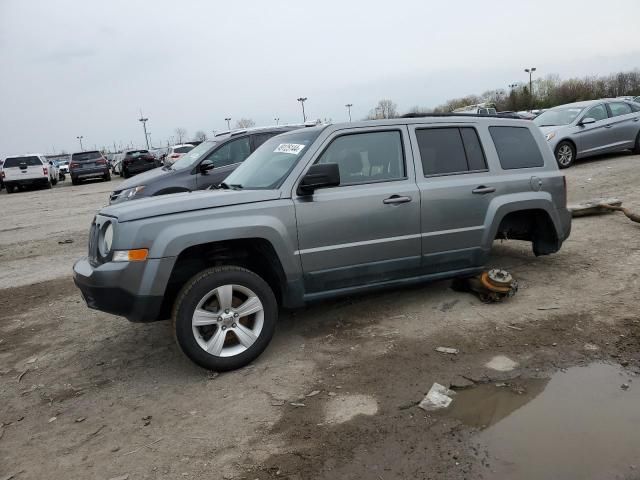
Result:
[538, 126, 560, 136]
[101, 189, 282, 222]
[117, 167, 171, 190]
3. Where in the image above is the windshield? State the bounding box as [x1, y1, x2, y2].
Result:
[126, 150, 149, 157]
[534, 107, 584, 127]
[224, 129, 321, 189]
[171, 140, 217, 170]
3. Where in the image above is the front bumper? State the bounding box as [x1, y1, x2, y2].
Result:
[73, 256, 175, 322]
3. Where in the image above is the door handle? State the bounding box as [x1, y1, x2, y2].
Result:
[472, 186, 496, 194]
[383, 195, 412, 205]
[604, 124, 613, 128]
[633, 118, 639, 122]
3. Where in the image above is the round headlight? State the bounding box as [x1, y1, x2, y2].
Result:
[100, 222, 114, 256]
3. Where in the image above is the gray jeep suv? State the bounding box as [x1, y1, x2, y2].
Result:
[74, 116, 571, 371]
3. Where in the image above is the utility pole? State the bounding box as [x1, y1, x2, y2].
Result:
[138, 111, 150, 149]
[297, 97, 307, 122]
[146, 132, 152, 148]
[274, 117, 280, 125]
[524, 67, 536, 111]
[345, 103, 353, 122]
[225, 117, 232, 130]
[76, 136, 84, 151]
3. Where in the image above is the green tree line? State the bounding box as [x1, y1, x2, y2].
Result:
[401, 69, 640, 115]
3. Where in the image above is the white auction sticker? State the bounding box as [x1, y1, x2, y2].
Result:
[274, 143, 306, 154]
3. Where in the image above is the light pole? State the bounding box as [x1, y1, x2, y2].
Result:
[345, 103, 353, 122]
[297, 97, 307, 122]
[225, 117, 232, 130]
[76, 136, 84, 151]
[524, 67, 536, 110]
[146, 132, 152, 148]
[274, 117, 280, 125]
[138, 113, 150, 149]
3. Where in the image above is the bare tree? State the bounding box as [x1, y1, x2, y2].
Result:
[174, 128, 187, 144]
[194, 130, 207, 142]
[235, 118, 256, 129]
[367, 99, 398, 119]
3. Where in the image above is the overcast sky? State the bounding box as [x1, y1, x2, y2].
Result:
[1, 0, 639, 156]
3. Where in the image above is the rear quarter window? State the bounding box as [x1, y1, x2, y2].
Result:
[489, 126, 544, 169]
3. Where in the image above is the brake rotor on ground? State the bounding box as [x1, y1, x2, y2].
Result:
[451, 268, 518, 303]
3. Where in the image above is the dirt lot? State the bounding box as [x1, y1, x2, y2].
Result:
[1, 155, 639, 480]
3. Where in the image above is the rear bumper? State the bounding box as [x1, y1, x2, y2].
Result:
[73, 256, 175, 323]
[71, 167, 109, 178]
[4, 177, 49, 187]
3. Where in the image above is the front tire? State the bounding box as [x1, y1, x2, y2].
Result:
[633, 131, 640, 155]
[173, 266, 277, 371]
[103, 172, 111, 182]
[123, 167, 131, 178]
[6, 185, 15, 194]
[555, 141, 576, 169]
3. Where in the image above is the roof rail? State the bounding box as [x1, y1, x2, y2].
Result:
[400, 112, 523, 119]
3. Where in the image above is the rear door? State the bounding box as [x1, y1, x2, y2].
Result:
[294, 126, 421, 294]
[2, 156, 44, 181]
[409, 123, 495, 273]
[195, 136, 251, 189]
[606, 102, 638, 149]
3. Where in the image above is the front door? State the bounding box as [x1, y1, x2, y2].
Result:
[294, 127, 421, 294]
[575, 103, 615, 156]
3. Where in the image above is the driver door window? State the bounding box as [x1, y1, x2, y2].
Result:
[315, 130, 405, 185]
[206, 137, 251, 168]
[585, 104, 608, 121]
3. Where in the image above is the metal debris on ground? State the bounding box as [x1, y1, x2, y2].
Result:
[418, 383, 457, 411]
[451, 269, 518, 303]
[435, 347, 459, 355]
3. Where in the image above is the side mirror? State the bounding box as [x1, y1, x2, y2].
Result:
[579, 117, 596, 126]
[199, 159, 215, 174]
[297, 163, 340, 196]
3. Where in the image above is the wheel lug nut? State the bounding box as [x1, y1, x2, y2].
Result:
[217, 316, 222, 321]
[232, 323, 237, 328]
[224, 309, 229, 314]
[221, 326, 227, 330]
[233, 313, 239, 318]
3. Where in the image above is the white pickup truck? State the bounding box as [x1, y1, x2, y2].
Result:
[1, 154, 59, 193]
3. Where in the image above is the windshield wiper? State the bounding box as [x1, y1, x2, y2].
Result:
[537, 124, 558, 127]
[219, 182, 243, 190]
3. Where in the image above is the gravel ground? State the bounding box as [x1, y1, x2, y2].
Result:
[0, 154, 639, 479]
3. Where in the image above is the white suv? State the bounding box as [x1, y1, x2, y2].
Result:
[1, 154, 58, 193]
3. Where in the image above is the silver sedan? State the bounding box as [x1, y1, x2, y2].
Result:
[534, 99, 640, 168]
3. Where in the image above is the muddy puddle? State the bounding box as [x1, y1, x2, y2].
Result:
[448, 363, 640, 479]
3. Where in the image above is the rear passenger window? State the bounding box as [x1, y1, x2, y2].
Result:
[316, 130, 405, 185]
[416, 127, 487, 176]
[489, 126, 544, 169]
[608, 102, 632, 117]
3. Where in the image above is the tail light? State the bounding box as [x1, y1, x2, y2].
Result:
[1, 171, 4, 179]
[171, 154, 180, 158]
[70, 162, 79, 170]
[43, 167, 48, 175]
[96, 159, 107, 165]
